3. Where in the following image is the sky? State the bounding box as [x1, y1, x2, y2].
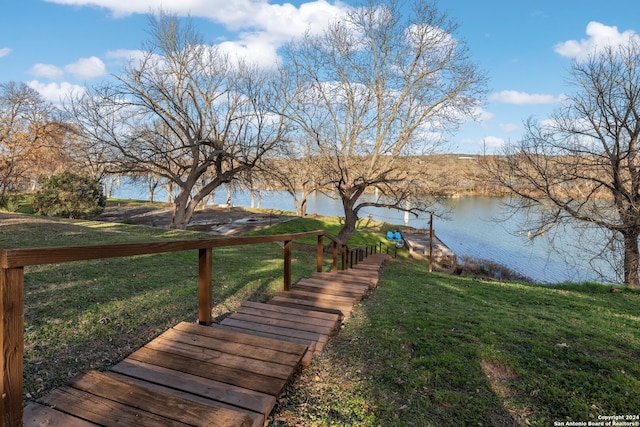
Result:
[1, 0, 638, 154]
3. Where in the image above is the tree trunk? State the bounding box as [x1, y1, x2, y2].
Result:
[336, 196, 358, 244]
[622, 230, 640, 289]
[299, 198, 307, 217]
[169, 190, 197, 230]
[294, 193, 308, 217]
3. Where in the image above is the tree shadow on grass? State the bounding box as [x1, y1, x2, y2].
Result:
[22, 239, 322, 401]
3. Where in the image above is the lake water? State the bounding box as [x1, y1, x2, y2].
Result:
[111, 180, 609, 284]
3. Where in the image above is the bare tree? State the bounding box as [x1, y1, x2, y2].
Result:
[277, 0, 486, 243]
[0, 82, 70, 199]
[485, 40, 640, 288]
[259, 137, 327, 217]
[66, 13, 288, 229]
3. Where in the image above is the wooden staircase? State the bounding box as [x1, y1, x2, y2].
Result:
[23, 253, 390, 427]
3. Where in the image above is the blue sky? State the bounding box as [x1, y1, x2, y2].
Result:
[1, 0, 638, 153]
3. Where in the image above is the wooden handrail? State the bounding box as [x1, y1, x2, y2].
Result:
[0, 229, 343, 427]
[0, 231, 331, 268]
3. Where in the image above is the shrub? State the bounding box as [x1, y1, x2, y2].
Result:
[0, 194, 26, 212]
[33, 172, 106, 219]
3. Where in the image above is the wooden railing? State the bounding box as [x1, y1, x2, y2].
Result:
[0, 230, 346, 427]
[344, 242, 397, 268]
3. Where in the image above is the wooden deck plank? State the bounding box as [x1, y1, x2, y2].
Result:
[127, 346, 288, 396]
[349, 263, 380, 271]
[111, 359, 275, 415]
[269, 295, 352, 317]
[220, 317, 327, 344]
[39, 386, 193, 427]
[235, 304, 341, 329]
[23, 402, 100, 427]
[297, 277, 370, 293]
[215, 324, 323, 363]
[311, 272, 373, 285]
[106, 371, 264, 427]
[214, 324, 317, 365]
[293, 283, 368, 300]
[277, 289, 358, 305]
[68, 371, 254, 427]
[227, 312, 337, 336]
[146, 333, 296, 380]
[240, 300, 341, 322]
[158, 327, 305, 367]
[173, 322, 309, 355]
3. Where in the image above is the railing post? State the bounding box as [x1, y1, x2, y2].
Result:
[332, 241, 338, 272]
[317, 235, 323, 272]
[198, 248, 212, 326]
[341, 245, 348, 270]
[283, 240, 292, 291]
[1, 266, 25, 427]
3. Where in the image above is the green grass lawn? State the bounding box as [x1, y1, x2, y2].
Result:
[270, 256, 640, 426]
[2, 209, 639, 426]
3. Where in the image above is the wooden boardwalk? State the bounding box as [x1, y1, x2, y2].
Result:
[401, 229, 457, 267]
[23, 253, 389, 427]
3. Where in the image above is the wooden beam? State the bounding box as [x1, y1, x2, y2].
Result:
[198, 248, 213, 325]
[341, 245, 347, 271]
[1, 267, 24, 427]
[283, 240, 292, 292]
[332, 242, 337, 272]
[0, 231, 326, 269]
[316, 235, 323, 273]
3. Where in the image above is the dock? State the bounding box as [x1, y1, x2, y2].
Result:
[400, 228, 457, 267]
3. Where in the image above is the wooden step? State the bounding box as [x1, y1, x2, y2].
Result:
[269, 295, 352, 318]
[23, 403, 98, 427]
[311, 271, 374, 286]
[25, 322, 308, 427]
[277, 289, 357, 305]
[38, 370, 260, 427]
[215, 324, 317, 367]
[241, 300, 341, 322]
[235, 303, 340, 332]
[295, 278, 370, 300]
[349, 263, 380, 271]
[111, 359, 275, 416]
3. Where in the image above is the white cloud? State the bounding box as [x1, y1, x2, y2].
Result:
[207, 1, 349, 66]
[27, 80, 86, 106]
[44, 0, 348, 35]
[456, 135, 505, 153]
[499, 123, 520, 133]
[218, 38, 280, 69]
[482, 136, 506, 149]
[474, 107, 494, 125]
[554, 21, 640, 61]
[490, 90, 563, 105]
[0, 47, 11, 58]
[28, 63, 65, 80]
[43, 1, 349, 67]
[106, 49, 146, 63]
[64, 56, 107, 80]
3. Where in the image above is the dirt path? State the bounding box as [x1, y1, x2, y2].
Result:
[94, 203, 295, 235]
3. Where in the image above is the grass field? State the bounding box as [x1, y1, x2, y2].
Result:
[2, 208, 639, 426]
